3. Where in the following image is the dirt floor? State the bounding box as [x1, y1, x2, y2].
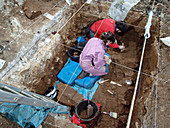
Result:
[0, 0, 169, 128]
[34, 17, 158, 128]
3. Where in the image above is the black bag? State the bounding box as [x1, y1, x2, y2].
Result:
[85, 27, 95, 39]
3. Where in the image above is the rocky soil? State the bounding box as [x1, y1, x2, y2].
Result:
[0, 0, 169, 128]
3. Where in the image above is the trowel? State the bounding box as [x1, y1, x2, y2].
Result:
[87, 93, 93, 117]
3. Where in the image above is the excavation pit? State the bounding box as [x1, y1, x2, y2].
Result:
[0, 0, 169, 128]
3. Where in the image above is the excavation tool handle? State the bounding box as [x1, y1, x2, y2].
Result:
[87, 93, 90, 103]
[87, 93, 93, 117]
[107, 90, 116, 95]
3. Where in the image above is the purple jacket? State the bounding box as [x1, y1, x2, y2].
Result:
[79, 38, 107, 76]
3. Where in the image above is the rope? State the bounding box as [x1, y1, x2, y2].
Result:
[43, 121, 59, 128]
[138, 71, 144, 128]
[57, 1, 88, 33]
[154, 8, 163, 128]
[151, 0, 156, 10]
[1, 0, 65, 52]
[94, 19, 105, 37]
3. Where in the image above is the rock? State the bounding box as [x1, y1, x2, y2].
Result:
[23, 0, 42, 20]
[119, 115, 128, 124]
[124, 71, 134, 77]
[112, 85, 116, 90]
[128, 86, 134, 90]
[57, 83, 84, 106]
[121, 100, 130, 106]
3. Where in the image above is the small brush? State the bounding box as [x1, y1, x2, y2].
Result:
[107, 89, 116, 95]
[102, 112, 117, 119]
[110, 81, 122, 86]
[98, 79, 109, 84]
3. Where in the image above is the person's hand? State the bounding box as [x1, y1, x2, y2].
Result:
[106, 59, 112, 65]
[104, 55, 110, 61]
[105, 55, 111, 65]
[118, 45, 125, 50]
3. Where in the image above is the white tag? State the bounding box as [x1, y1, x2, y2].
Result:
[43, 13, 54, 20]
[44, 38, 51, 44]
[0, 59, 6, 69]
[160, 37, 170, 47]
[126, 80, 131, 85]
[65, 0, 71, 5]
[87, 0, 92, 4]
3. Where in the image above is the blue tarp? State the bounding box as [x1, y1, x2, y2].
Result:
[0, 103, 69, 128]
[70, 79, 101, 100]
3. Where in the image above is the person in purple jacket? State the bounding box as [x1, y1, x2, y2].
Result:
[79, 31, 113, 77]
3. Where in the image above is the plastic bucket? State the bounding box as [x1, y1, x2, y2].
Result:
[75, 100, 99, 122]
[67, 47, 82, 62]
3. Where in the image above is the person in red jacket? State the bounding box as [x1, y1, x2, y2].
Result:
[85, 18, 128, 50]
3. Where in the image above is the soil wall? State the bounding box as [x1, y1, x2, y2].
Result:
[0, 0, 169, 128]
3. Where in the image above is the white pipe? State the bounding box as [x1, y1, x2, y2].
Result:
[126, 38, 147, 128]
[126, 10, 153, 128]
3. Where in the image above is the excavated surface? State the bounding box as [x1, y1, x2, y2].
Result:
[0, 0, 169, 128]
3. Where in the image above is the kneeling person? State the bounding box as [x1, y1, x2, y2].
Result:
[79, 32, 112, 76]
